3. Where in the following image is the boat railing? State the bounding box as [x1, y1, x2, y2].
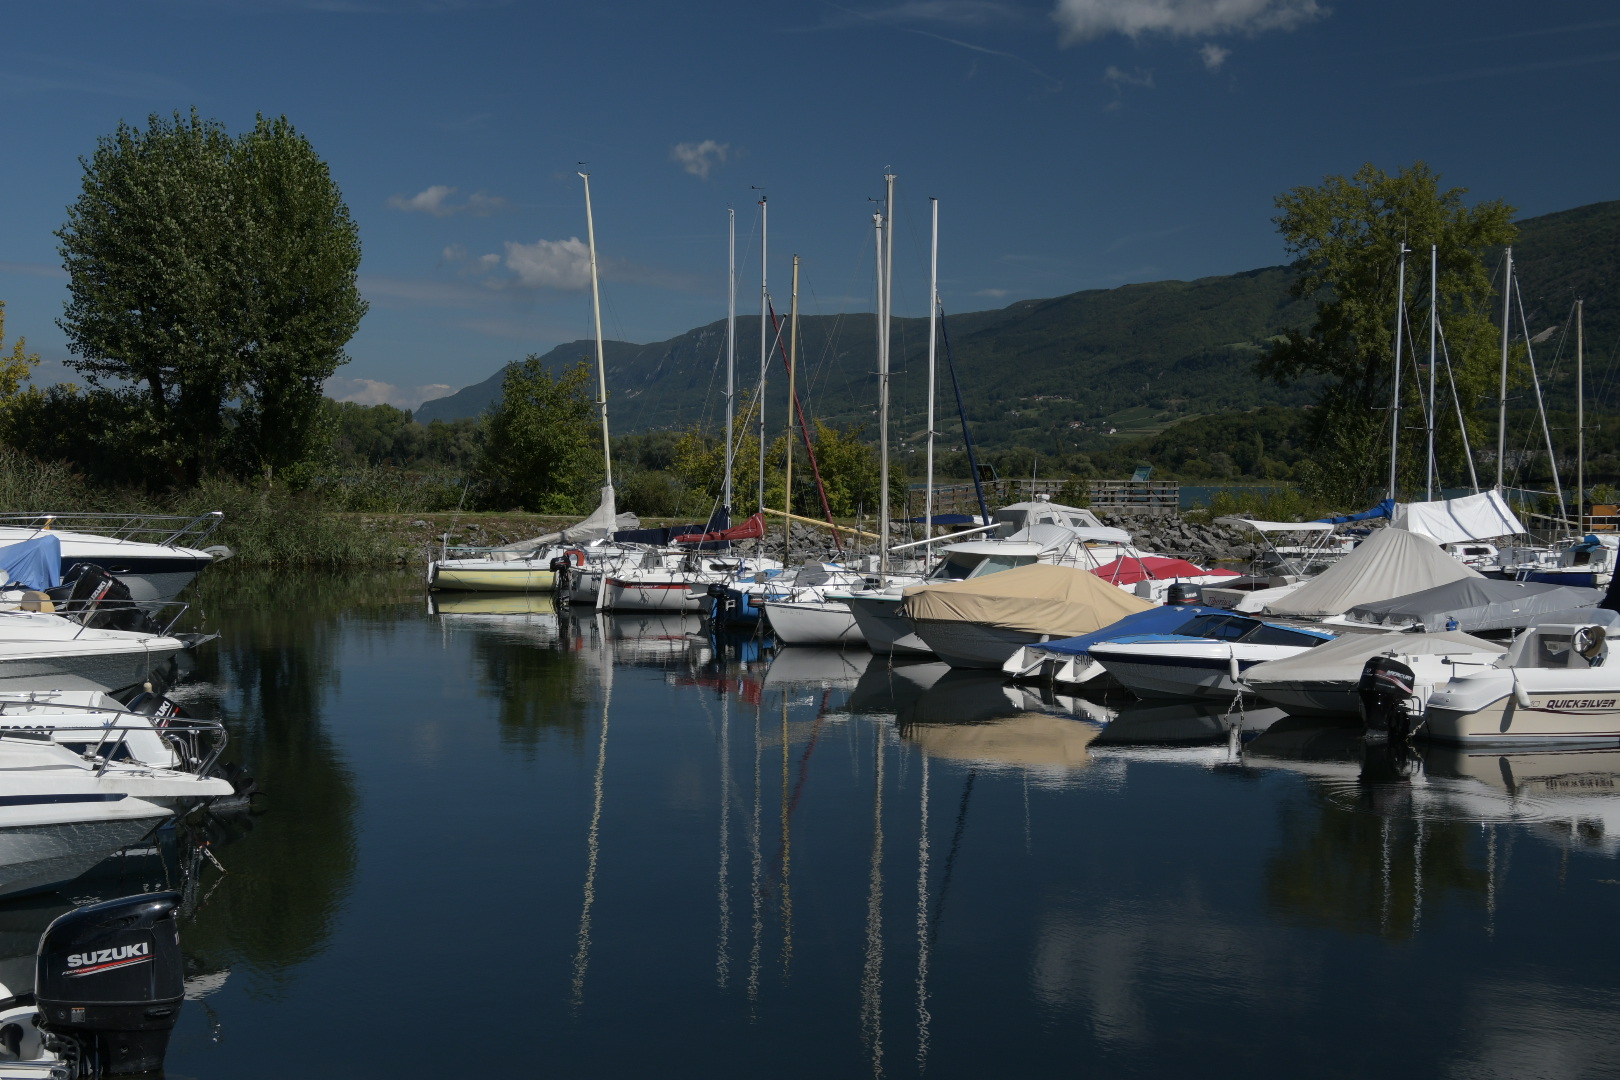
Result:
[61, 600, 192, 640]
[0, 511, 225, 549]
[0, 704, 227, 778]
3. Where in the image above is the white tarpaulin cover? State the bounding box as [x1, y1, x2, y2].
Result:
[1216, 517, 1336, 534]
[1264, 526, 1481, 617]
[1390, 490, 1525, 544]
[903, 563, 1152, 637]
[1243, 629, 1505, 687]
[1345, 578, 1603, 632]
[493, 487, 639, 555]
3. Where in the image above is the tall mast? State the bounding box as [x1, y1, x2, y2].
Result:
[1497, 246, 1513, 491]
[782, 256, 800, 560]
[724, 208, 736, 515]
[879, 173, 895, 583]
[925, 197, 939, 550]
[579, 172, 612, 490]
[1426, 244, 1437, 501]
[1388, 243, 1408, 503]
[1578, 299, 1586, 529]
[758, 195, 769, 515]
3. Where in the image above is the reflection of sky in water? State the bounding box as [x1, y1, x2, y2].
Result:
[142, 579, 1620, 1078]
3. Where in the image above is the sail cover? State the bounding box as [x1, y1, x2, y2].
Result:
[1390, 490, 1526, 543]
[1264, 526, 1480, 617]
[1345, 578, 1603, 633]
[491, 487, 638, 554]
[903, 563, 1152, 637]
[671, 512, 767, 545]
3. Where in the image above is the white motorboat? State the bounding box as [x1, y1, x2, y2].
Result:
[1088, 613, 1334, 701]
[0, 512, 226, 603]
[1242, 630, 1506, 720]
[1002, 602, 1228, 686]
[0, 611, 188, 693]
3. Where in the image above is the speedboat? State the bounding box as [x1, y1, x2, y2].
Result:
[1088, 612, 1334, 701]
[1002, 601, 1228, 686]
[1242, 629, 1506, 720]
[0, 611, 190, 693]
[0, 512, 226, 603]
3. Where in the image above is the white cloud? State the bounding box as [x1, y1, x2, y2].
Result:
[1200, 41, 1231, 69]
[1053, 0, 1325, 44]
[326, 377, 455, 410]
[386, 184, 508, 216]
[670, 140, 730, 180]
[502, 236, 593, 290]
[976, 287, 1012, 298]
[1104, 65, 1155, 87]
[841, 1, 1019, 25]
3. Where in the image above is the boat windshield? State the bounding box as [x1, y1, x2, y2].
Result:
[965, 553, 1038, 579]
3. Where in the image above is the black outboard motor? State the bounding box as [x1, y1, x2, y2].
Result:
[1166, 582, 1204, 606]
[548, 555, 571, 597]
[46, 565, 157, 634]
[35, 892, 185, 1076]
[1358, 655, 1419, 740]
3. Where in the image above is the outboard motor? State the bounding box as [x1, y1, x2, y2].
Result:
[1358, 655, 1419, 740]
[46, 565, 155, 634]
[35, 892, 185, 1076]
[548, 555, 571, 597]
[1166, 583, 1204, 606]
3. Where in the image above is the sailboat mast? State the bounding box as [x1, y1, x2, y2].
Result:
[579, 172, 613, 489]
[725, 208, 736, 514]
[880, 173, 895, 583]
[1388, 243, 1408, 502]
[1497, 246, 1513, 491]
[925, 197, 939, 551]
[783, 256, 800, 559]
[1578, 299, 1585, 529]
[759, 196, 769, 515]
[1427, 243, 1437, 501]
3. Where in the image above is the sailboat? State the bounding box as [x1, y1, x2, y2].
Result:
[427, 172, 636, 594]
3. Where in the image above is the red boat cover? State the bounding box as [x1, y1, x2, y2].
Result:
[672, 512, 767, 545]
[1088, 556, 1239, 585]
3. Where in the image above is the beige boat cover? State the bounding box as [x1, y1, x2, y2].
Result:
[905, 713, 1098, 770]
[1263, 525, 1482, 617]
[902, 562, 1151, 636]
[1243, 629, 1504, 686]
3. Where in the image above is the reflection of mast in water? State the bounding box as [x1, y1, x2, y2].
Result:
[1485, 824, 1497, 938]
[1412, 819, 1424, 933]
[930, 771, 977, 949]
[748, 698, 763, 1008]
[717, 691, 732, 988]
[915, 750, 932, 1072]
[780, 696, 793, 974]
[1379, 817, 1392, 934]
[569, 632, 614, 1012]
[860, 724, 886, 1079]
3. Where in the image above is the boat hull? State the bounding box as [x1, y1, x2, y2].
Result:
[1426, 695, 1620, 746]
[1247, 681, 1361, 720]
[0, 814, 167, 898]
[909, 619, 1043, 670]
[603, 577, 704, 612]
[763, 600, 863, 646]
[845, 595, 932, 656]
[429, 563, 556, 592]
[0, 640, 188, 694]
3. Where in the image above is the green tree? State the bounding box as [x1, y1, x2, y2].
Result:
[56, 109, 366, 486]
[1264, 162, 1516, 504]
[476, 357, 599, 513]
[0, 301, 43, 425]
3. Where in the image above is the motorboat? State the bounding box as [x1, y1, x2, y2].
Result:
[1088, 612, 1334, 701]
[601, 553, 780, 613]
[905, 563, 1153, 670]
[762, 598, 863, 646]
[0, 512, 226, 603]
[1242, 629, 1506, 720]
[1508, 534, 1619, 588]
[0, 611, 190, 694]
[1002, 601, 1229, 686]
[1324, 577, 1604, 635]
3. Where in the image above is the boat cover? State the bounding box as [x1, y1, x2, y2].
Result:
[1243, 629, 1505, 687]
[1089, 556, 1239, 585]
[1521, 607, 1620, 630]
[902, 562, 1152, 636]
[1217, 518, 1335, 534]
[1314, 499, 1395, 524]
[1345, 578, 1602, 632]
[1036, 605, 1230, 657]
[0, 535, 61, 590]
[1389, 490, 1526, 543]
[1264, 526, 1480, 617]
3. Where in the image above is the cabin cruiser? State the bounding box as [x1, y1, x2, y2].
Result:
[1088, 612, 1334, 701]
[1441, 541, 1502, 574]
[1506, 534, 1619, 588]
[0, 611, 191, 694]
[1002, 599, 1230, 687]
[0, 514, 226, 604]
[1242, 630, 1506, 720]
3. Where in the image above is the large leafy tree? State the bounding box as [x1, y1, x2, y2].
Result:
[1265, 162, 1515, 504]
[56, 109, 366, 485]
[476, 358, 601, 513]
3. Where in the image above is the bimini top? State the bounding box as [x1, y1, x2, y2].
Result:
[1264, 526, 1480, 618]
[1037, 605, 1229, 657]
[1089, 555, 1239, 585]
[1216, 517, 1336, 534]
[1345, 577, 1603, 633]
[1243, 629, 1506, 687]
[903, 562, 1152, 637]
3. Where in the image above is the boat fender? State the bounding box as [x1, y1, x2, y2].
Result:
[1227, 649, 1241, 685]
[1513, 678, 1532, 710]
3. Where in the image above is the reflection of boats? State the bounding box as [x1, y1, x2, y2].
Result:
[427, 592, 559, 617]
[763, 647, 871, 691]
[901, 711, 1101, 776]
[1094, 698, 1285, 747]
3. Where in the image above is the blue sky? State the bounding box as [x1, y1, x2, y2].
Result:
[2, 0, 1617, 409]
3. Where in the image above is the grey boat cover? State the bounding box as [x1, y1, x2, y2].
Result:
[1264, 526, 1480, 618]
[1345, 578, 1604, 632]
[1521, 607, 1620, 630]
[1243, 630, 1505, 688]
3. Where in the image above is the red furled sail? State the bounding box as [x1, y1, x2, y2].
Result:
[672, 512, 767, 545]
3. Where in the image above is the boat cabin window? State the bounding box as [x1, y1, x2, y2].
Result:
[1172, 614, 1256, 641]
[966, 554, 1038, 579]
[1244, 624, 1328, 648]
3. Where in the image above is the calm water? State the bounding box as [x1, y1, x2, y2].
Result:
[28, 571, 1620, 1078]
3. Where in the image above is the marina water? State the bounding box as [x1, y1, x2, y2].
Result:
[89, 571, 1620, 1077]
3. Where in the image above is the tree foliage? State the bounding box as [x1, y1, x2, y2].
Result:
[56, 109, 366, 486]
[0, 301, 42, 425]
[475, 357, 600, 513]
[1265, 162, 1516, 503]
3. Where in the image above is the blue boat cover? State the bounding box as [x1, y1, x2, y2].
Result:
[906, 513, 983, 525]
[0, 535, 61, 591]
[1036, 604, 1226, 657]
[1313, 498, 1394, 524]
